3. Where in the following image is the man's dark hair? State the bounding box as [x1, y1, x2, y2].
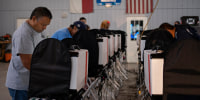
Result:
[30, 7, 52, 19]
[70, 24, 75, 29]
[79, 17, 86, 21]
[159, 23, 175, 30]
[174, 21, 180, 24]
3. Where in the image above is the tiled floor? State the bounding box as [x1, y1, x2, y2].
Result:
[0, 62, 138, 100]
[116, 63, 138, 100]
[0, 62, 11, 100]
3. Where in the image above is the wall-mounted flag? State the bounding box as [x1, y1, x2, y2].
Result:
[126, 0, 153, 14]
[70, 0, 93, 13]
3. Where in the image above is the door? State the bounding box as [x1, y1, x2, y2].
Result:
[126, 17, 147, 63]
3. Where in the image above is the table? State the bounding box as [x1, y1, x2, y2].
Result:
[0, 40, 11, 60]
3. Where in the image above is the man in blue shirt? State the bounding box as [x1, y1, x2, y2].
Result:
[51, 21, 86, 40]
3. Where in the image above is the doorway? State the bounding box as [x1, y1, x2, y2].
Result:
[126, 17, 147, 63]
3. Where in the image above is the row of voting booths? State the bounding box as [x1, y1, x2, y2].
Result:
[28, 29, 128, 100]
[137, 24, 200, 100]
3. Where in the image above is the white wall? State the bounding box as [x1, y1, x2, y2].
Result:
[0, 0, 200, 63]
[0, 0, 200, 36]
[0, 0, 127, 37]
[149, 0, 200, 28]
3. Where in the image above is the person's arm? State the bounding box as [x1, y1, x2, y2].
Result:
[19, 54, 32, 70]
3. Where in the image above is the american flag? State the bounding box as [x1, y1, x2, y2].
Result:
[126, 0, 153, 14]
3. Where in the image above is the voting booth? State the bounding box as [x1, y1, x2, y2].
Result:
[69, 49, 89, 91]
[144, 50, 164, 96]
[97, 37, 109, 66]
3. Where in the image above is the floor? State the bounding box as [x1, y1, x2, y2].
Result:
[116, 63, 138, 100]
[0, 62, 11, 100]
[0, 62, 138, 100]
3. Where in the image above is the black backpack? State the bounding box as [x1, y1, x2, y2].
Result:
[144, 29, 174, 52]
[175, 24, 200, 40]
[73, 30, 100, 77]
[28, 38, 71, 100]
[61, 38, 76, 49]
[163, 39, 200, 100]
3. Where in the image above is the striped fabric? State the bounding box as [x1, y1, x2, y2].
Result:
[70, 0, 93, 13]
[126, 0, 153, 14]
